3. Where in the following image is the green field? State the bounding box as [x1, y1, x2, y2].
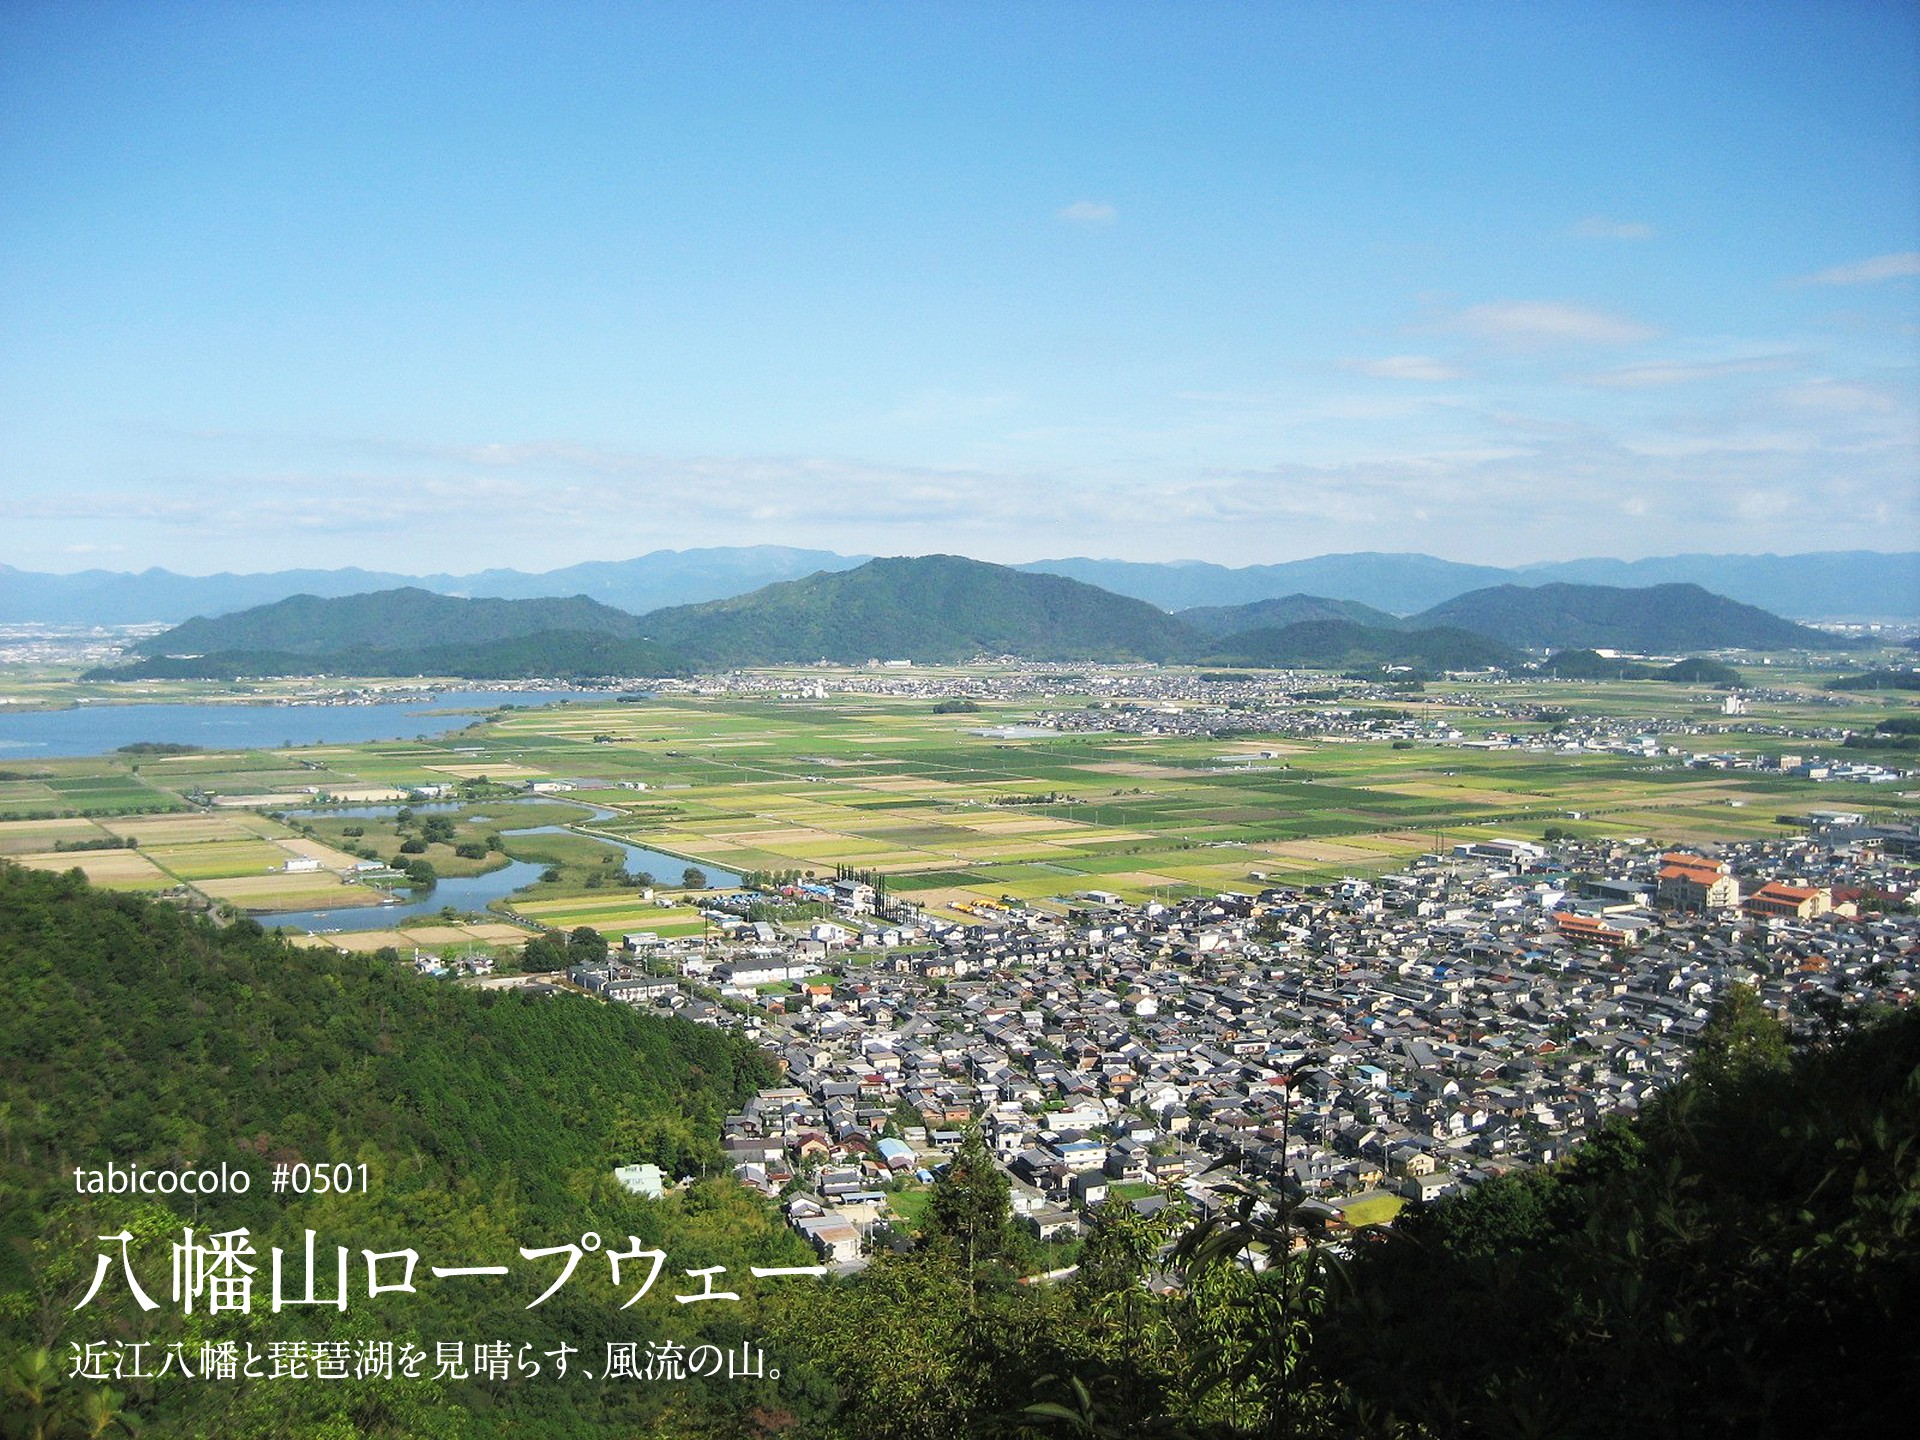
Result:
[6, 672, 1915, 925]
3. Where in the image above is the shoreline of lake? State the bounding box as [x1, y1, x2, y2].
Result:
[0, 688, 610, 758]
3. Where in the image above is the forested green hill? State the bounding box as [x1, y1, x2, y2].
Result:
[0, 864, 817, 1439]
[640, 555, 1198, 665]
[1411, 581, 1844, 651]
[1176, 593, 1404, 638]
[99, 630, 689, 681]
[131, 589, 653, 657]
[1198, 618, 1522, 672]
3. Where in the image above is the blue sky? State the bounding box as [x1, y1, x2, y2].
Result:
[2, 1, 1916, 575]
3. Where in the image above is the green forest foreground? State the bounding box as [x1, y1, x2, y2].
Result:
[2, 863, 1916, 1439]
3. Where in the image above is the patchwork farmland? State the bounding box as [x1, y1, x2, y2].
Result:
[10, 677, 1908, 946]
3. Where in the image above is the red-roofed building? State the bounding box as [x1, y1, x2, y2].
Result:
[1744, 882, 1832, 921]
[1656, 853, 1740, 912]
[1553, 912, 1636, 948]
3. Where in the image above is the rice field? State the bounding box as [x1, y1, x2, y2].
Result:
[9, 678, 1913, 917]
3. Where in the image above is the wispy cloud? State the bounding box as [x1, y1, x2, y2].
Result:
[1568, 216, 1654, 241]
[1056, 200, 1118, 225]
[1773, 379, 1899, 414]
[11, 394, 1912, 573]
[1793, 252, 1920, 286]
[1446, 300, 1659, 349]
[1344, 355, 1465, 382]
[1577, 356, 1798, 389]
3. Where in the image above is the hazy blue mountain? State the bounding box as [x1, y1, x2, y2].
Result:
[1178, 593, 1405, 638]
[1023, 551, 1920, 618]
[0, 564, 425, 625]
[1020, 553, 1513, 613]
[640, 554, 1200, 665]
[0, 546, 864, 624]
[425, 546, 867, 612]
[8, 548, 1914, 626]
[1410, 582, 1844, 652]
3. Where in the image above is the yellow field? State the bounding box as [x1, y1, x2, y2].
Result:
[145, 839, 291, 880]
[0, 818, 108, 854]
[198, 873, 387, 907]
[97, 812, 279, 843]
[278, 836, 365, 868]
[17, 848, 174, 889]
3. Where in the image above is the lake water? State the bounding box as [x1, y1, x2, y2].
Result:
[0, 690, 605, 758]
[0, 691, 743, 935]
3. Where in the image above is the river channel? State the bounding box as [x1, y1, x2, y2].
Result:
[263, 798, 742, 934]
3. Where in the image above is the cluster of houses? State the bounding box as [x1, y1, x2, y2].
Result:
[563, 819, 1918, 1267]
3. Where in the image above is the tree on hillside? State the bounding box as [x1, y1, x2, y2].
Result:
[520, 933, 566, 972]
[566, 925, 609, 967]
[923, 1129, 1014, 1275]
[1694, 981, 1790, 1087]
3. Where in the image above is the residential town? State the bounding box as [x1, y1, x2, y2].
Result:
[553, 816, 1920, 1268]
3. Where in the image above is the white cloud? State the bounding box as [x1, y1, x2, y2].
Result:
[1345, 355, 1465, 382]
[10, 390, 1912, 573]
[1622, 432, 1815, 458]
[1577, 356, 1797, 388]
[1732, 488, 1795, 523]
[1794, 252, 1920, 286]
[1568, 216, 1655, 241]
[1447, 300, 1659, 349]
[1774, 380, 1899, 414]
[1056, 200, 1118, 225]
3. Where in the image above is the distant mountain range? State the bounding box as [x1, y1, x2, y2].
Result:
[9, 547, 1916, 624]
[93, 556, 1864, 681]
[1, 546, 867, 626]
[1022, 551, 1920, 619]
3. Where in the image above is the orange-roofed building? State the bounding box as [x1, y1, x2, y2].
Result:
[1553, 912, 1634, 948]
[1656, 853, 1740, 912]
[1744, 882, 1832, 921]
